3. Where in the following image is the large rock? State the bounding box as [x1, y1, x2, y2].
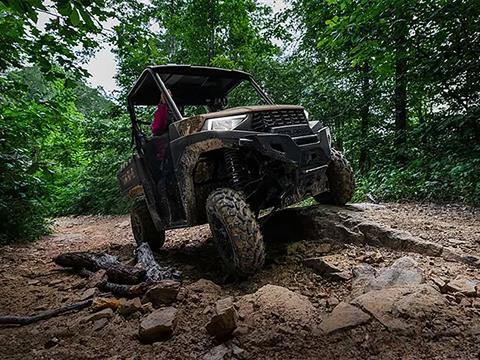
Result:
[206, 297, 238, 340]
[138, 306, 177, 343]
[319, 302, 370, 334]
[352, 256, 425, 295]
[352, 285, 446, 334]
[368, 256, 424, 291]
[144, 280, 180, 307]
[237, 284, 315, 327]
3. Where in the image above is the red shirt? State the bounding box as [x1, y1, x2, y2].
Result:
[151, 104, 168, 136]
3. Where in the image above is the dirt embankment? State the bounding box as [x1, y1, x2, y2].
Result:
[0, 203, 479, 359]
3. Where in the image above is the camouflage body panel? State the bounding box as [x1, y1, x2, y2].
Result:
[174, 116, 205, 137]
[177, 138, 225, 225]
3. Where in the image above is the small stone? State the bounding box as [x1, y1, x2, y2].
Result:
[356, 251, 383, 264]
[317, 299, 327, 307]
[142, 302, 155, 313]
[319, 302, 371, 334]
[139, 306, 177, 343]
[304, 256, 342, 275]
[330, 270, 352, 281]
[144, 280, 180, 308]
[232, 325, 249, 337]
[49, 279, 63, 286]
[80, 288, 97, 301]
[188, 279, 222, 293]
[448, 238, 466, 245]
[431, 276, 446, 290]
[44, 337, 58, 349]
[202, 344, 231, 360]
[91, 297, 121, 312]
[444, 275, 479, 297]
[326, 296, 339, 307]
[118, 297, 143, 317]
[81, 308, 113, 323]
[92, 318, 108, 331]
[206, 297, 238, 340]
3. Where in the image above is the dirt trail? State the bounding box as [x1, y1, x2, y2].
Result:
[0, 203, 478, 359]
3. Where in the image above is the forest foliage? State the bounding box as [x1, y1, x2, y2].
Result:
[0, 0, 479, 243]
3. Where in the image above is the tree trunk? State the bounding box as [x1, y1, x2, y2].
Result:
[136, 242, 176, 281]
[393, 10, 409, 147]
[394, 57, 407, 145]
[359, 62, 371, 174]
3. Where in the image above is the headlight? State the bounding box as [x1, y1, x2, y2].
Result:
[304, 110, 309, 120]
[308, 120, 319, 129]
[202, 114, 248, 131]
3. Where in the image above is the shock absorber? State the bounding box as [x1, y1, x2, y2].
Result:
[224, 149, 247, 188]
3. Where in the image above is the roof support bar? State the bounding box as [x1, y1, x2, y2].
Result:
[249, 76, 274, 105]
[148, 68, 183, 121]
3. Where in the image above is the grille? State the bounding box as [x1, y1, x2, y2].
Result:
[251, 109, 307, 132]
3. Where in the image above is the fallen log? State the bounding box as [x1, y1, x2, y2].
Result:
[102, 282, 150, 298]
[53, 252, 145, 284]
[136, 243, 177, 281]
[0, 299, 92, 326]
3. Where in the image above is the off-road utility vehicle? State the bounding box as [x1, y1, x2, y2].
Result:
[118, 65, 354, 276]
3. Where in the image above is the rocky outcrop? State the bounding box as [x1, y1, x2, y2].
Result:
[263, 205, 480, 267]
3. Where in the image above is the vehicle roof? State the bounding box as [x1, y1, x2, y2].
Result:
[128, 65, 252, 106]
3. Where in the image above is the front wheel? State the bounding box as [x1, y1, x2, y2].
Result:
[206, 188, 265, 277]
[314, 149, 354, 205]
[130, 199, 165, 251]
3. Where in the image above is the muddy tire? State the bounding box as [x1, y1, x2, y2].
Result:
[206, 188, 265, 277]
[130, 199, 165, 251]
[314, 149, 354, 205]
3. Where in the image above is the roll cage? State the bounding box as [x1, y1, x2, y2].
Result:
[127, 65, 274, 150]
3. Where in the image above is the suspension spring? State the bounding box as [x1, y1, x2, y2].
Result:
[224, 149, 247, 188]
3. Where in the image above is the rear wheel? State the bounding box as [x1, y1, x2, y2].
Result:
[206, 188, 265, 277]
[314, 149, 354, 205]
[130, 199, 165, 251]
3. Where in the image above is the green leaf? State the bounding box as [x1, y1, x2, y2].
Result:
[69, 8, 80, 26]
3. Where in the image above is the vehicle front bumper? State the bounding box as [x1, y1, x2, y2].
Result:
[171, 125, 332, 172]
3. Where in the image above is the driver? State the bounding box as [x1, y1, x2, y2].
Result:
[151, 90, 171, 136]
[208, 97, 227, 112]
